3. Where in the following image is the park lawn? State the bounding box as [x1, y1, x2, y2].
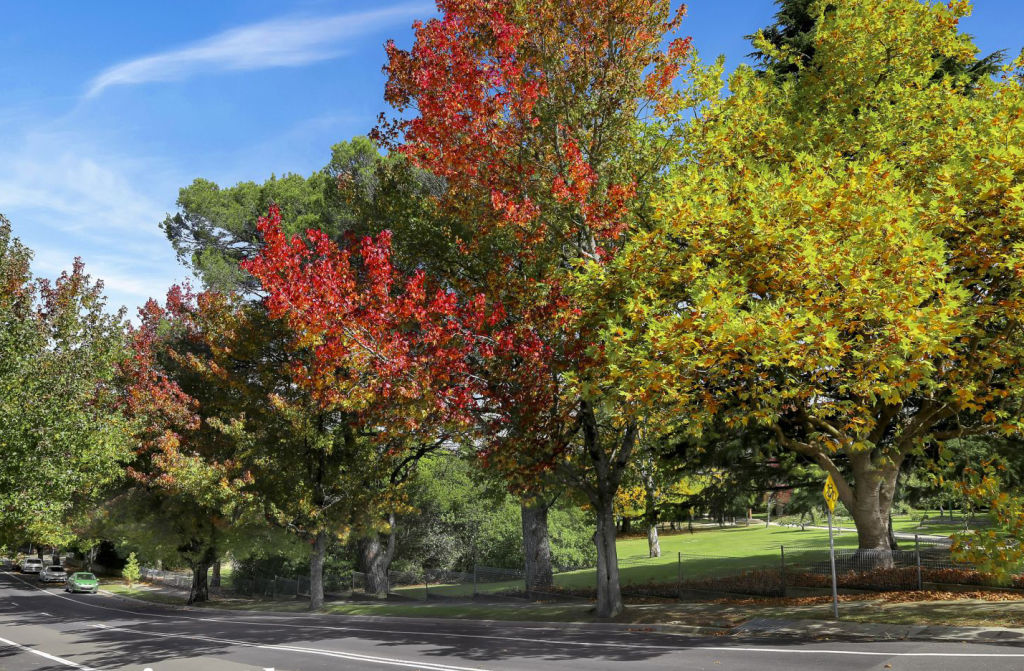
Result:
[570, 524, 860, 589]
[396, 524, 863, 599]
[101, 581, 187, 606]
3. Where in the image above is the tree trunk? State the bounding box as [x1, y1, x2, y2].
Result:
[592, 496, 623, 618]
[521, 499, 553, 597]
[211, 559, 221, 589]
[620, 516, 632, 535]
[571, 403, 634, 619]
[647, 524, 661, 558]
[887, 513, 899, 551]
[845, 455, 900, 568]
[641, 470, 660, 558]
[309, 530, 327, 610]
[188, 554, 213, 605]
[358, 514, 396, 598]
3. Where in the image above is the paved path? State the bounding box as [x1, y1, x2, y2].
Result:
[3, 570, 1024, 670]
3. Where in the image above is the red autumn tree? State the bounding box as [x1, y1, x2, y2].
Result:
[377, 0, 693, 617]
[243, 206, 497, 596]
[243, 205, 494, 428]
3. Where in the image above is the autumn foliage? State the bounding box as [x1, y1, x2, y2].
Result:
[242, 205, 497, 435]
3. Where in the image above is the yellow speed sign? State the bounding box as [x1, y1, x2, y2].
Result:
[823, 474, 839, 513]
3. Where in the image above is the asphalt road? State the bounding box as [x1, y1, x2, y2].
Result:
[2, 571, 1024, 671]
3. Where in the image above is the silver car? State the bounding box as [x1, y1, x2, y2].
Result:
[38, 565, 67, 583]
[19, 558, 43, 574]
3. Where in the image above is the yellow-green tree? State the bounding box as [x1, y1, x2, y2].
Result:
[588, 0, 1024, 555]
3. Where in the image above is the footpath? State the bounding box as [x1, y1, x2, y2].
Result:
[99, 580, 1024, 645]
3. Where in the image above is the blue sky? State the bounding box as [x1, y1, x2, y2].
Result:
[2, 1, 1022, 316]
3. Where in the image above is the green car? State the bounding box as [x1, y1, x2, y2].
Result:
[65, 572, 99, 594]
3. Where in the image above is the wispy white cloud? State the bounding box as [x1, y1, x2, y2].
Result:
[0, 131, 192, 314]
[85, 3, 431, 98]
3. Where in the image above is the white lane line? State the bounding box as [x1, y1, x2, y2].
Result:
[0, 635, 100, 670]
[91, 624, 490, 670]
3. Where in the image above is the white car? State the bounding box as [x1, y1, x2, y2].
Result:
[19, 558, 43, 574]
[39, 565, 67, 583]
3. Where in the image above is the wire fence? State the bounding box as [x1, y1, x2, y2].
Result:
[138, 534, 1024, 604]
[139, 567, 194, 591]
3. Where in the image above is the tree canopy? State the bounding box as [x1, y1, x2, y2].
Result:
[0, 215, 130, 547]
[592, 0, 1024, 554]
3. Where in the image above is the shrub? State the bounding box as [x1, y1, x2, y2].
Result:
[122, 552, 140, 591]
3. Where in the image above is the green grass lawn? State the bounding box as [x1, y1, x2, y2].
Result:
[391, 524, 863, 599]
[101, 581, 186, 605]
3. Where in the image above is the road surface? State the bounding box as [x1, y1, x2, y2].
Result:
[1, 570, 1023, 670]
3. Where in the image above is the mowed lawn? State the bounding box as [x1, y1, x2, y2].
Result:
[393, 514, 969, 599]
[558, 523, 864, 589]
[397, 523, 868, 598]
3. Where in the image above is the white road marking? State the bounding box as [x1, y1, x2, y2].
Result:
[91, 623, 491, 670]
[0, 634, 100, 670]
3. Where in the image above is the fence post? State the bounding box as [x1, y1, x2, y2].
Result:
[780, 545, 786, 598]
[677, 552, 682, 599]
[915, 534, 923, 591]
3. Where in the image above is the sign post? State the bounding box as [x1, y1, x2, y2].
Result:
[823, 473, 840, 620]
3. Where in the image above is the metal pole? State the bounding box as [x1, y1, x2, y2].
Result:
[828, 510, 839, 620]
[780, 545, 786, 598]
[677, 551, 683, 599]
[915, 534, 923, 591]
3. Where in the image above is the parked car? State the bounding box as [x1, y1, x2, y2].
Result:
[38, 565, 67, 583]
[19, 558, 43, 574]
[66, 572, 99, 594]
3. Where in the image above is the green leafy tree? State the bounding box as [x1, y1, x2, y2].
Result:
[0, 215, 130, 547]
[161, 137, 466, 294]
[748, 0, 1003, 84]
